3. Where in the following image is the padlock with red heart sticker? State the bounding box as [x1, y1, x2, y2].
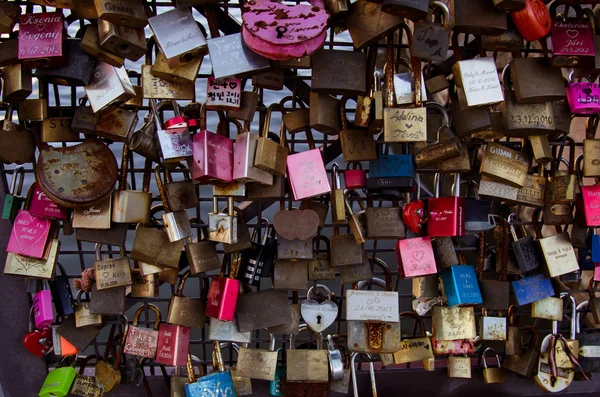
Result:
[23, 327, 53, 357]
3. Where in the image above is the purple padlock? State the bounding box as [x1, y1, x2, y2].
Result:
[566, 80, 600, 115]
[29, 183, 67, 220]
[33, 290, 54, 329]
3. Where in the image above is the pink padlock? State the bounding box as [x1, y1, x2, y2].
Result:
[155, 323, 190, 366]
[7, 210, 52, 259]
[566, 79, 600, 115]
[581, 183, 600, 226]
[33, 290, 54, 329]
[595, 263, 600, 282]
[395, 237, 438, 278]
[286, 148, 331, 201]
[344, 162, 367, 190]
[192, 103, 234, 185]
[29, 183, 67, 220]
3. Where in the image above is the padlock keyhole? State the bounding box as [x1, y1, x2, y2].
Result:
[317, 315, 322, 325]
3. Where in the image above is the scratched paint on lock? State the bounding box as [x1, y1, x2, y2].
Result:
[124, 327, 158, 358]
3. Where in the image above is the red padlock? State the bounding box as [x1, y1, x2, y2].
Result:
[164, 100, 189, 134]
[427, 173, 465, 237]
[23, 307, 53, 357]
[344, 161, 367, 190]
[402, 174, 426, 234]
[155, 323, 190, 366]
[510, 0, 551, 42]
[18, 12, 65, 69]
[206, 254, 240, 322]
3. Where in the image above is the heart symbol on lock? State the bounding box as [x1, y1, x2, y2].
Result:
[583, 86, 593, 96]
[412, 250, 425, 262]
[566, 29, 579, 39]
[35, 23, 47, 32]
[301, 298, 338, 333]
[382, 155, 399, 172]
[405, 124, 413, 129]
[12, 211, 49, 255]
[102, 272, 109, 279]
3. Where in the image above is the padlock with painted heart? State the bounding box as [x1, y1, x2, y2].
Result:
[402, 175, 425, 234]
[301, 284, 339, 333]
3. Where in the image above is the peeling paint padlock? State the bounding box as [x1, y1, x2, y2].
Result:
[480, 309, 507, 341]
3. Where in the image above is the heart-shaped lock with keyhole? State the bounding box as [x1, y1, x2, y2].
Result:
[301, 284, 338, 333]
[23, 327, 53, 357]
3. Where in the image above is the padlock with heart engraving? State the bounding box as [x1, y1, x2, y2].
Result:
[301, 284, 339, 334]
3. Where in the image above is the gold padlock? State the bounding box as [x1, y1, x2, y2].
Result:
[2, 63, 32, 103]
[96, 107, 138, 142]
[254, 104, 289, 177]
[94, 0, 148, 28]
[18, 98, 48, 121]
[98, 19, 146, 62]
[81, 25, 125, 67]
[42, 118, 79, 142]
[151, 50, 202, 85]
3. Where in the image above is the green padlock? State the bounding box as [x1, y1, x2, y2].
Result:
[38, 356, 77, 397]
[2, 165, 25, 220]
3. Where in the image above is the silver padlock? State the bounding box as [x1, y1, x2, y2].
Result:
[327, 334, 345, 382]
[209, 196, 238, 244]
[155, 165, 192, 243]
[84, 61, 135, 113]
[151, 99, 193, 163]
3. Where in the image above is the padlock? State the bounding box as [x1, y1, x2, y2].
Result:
[481, 19, 525, 52]
[167, 270, 206, 328]
[505, 306, 523, 356]
[124, 304, 161, 359]
[0, 2, 20, 33]
[440, 264, 483, 306]
[32, 288, 54, 330]
[228, 86, 259, 121]
[93, 244, 132, 291]
[238, 219, 277, 285]
[39, 357, 77, 397]
[448, 355, 472, 379]
[286, 133, 331, 201]
[538, 230, 579, 278]
[255, 104, 289, 177]
[503, 325, 540, 377]
[232, 117, 273, 185]
[311, 50, 366, 95]
[415, 103, 463, 168]
[480, 142, 529, 187]
[367, 149, 415, 194]
[151, 49, 202, 86]
[347, 264, 401, 354]
[23, 306, 53, 357]
[549, 3, 595, 69]
[84, 61, 135, 113]
[330, 222, 364, 267]
[252, 69, 284, 91]
[164, 165, 198, 212]
[280, 96, 310, 134]
[273, 258, 309, 290]
[463, 181, 496, 233]
[510, 56, 566, 104]
[223, 207, 252, 254]
[532, 296, 564, 321]
[284, 324, 330, 392]
[94, 321, 125, 392]
[480, 309, 508, 341]
[339, 96, 377, 162]
[481, 348, 506, 383]
[344, 162, 367, 190]
[155, 165, 192, 243]
[74, 290, 102, 328]
[206, 254, 241, 322]
[192, 103, 234, 184]
[236, 288, 294, 333]
[2, 63, 32, 103]
[142, 61, 195, 100]
[208, 197, 238, 245]
[381, 0, 429, 20]
[511, 0, 551, 41]
[512, 273, 555, 306]
[450, 0, 507, 35]
[452, 35, 504, 109]
[396, 236, 437, 278]
[207, 32, 270, 79]
[310, 91, 341, 135]
[34, 39, 96, 86]
[112, 148, 152, 224]
[48, 264, 73, 317]
[130, 268, 159, 298]
[347, 0, 403, 50]
[509, 213, 543, 273]
[155, 321, 191, 367]
[301, 285, 339, 334]
[41, 117, 79, 143]
[427, 173, 465, 237]
[235, 333, 278, 381]
[97, 19, 145, 62]
[69, 355, 103, 397]
[18, 12, 65, 69]
[345, 190, 367, 244]
[80, 24, 125, 67]
[431, 237, 458, 271]
[530, 134, 553, 164]
[393, 311, 434, 364]
[411, 1, 451, 62]
[94, 0, 148, 28]
[587, 278, 600, 325]
[185, 343, 237, 396]
[2, 166, 25, 220]
[501, 64, 555, 137]
[433, 306, 476, 341]
[150, 100, 193, 163]
[566, 76, 600, 117]
[575, 300, 600, 373]
[309, 236, 336, 280]
[7, 209, 52, 259]
[185, 225, 220, 275]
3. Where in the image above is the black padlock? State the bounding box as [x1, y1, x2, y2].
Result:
[238, 220, 277, 286]
[35, 39, 97, 86]
[48, 263, 74, 317]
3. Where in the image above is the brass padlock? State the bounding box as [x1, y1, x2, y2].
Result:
[310, 92, 341, 135]
[185, 222, 220, 275]
[2, 63, 32, 103]
[112, 150, 152, 224]
[71, 97, 99, 135]
[330, 227, 364, 267]
[309, 236, 336, 280]
[480, 142, 529, 187]
[330, 164, 346, 225]
[164, 165, 198, 212]
[130, 268, 159, 298]
[450, 0, 507, 35]
[167, 271, 206, 328]
[93, 244, 132, 291]
[252, 69, 284, 91]
[0, 2, 20, 33]
[41, 118, 79, 142]
[347, 0, 403, 50]
[339, 96, 377, 162]
[98, 19, 146, 62]
[281, 96, 310, 134]
[96, 106, 138, 142]
[510, 56, 566, 104]
[0, 39, 19, 67]
[151, 50, 202, 85]
[74, 290, 103, 328]
[81, 25, 125, 67]
[255, 104, 289, 177]
[155, 165, 193, 243]
[273, 259, 309, 291]
[94, 0, 148, 28]
[19, 98, 48, 122]
[228, 87, 259, 123]
[364, 199, 405, 240]
[482, 348, 506, 383]
[311, 49, 366, 95]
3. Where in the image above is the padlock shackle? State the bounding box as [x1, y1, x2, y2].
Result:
[521, 325, 539, 350]
[331, 163, 341, 190]
[400, 311, 427, 337]
[555, 292, 577, 339]
[212, 340, 226, 373]
[132, 304, 162, 329]
[261, 103, 280, 139]
[290, 323, 323, 349]
[313, 235, 331, 253]
[576, 300, 589, 334]
[351, 352, 377, 397]
[8, 165, 25, 196]
[429, 1, 450, 28]
[176, 270, 191, 297]
[588, 277, 597, 301]
[344, 189, 367, 215]
[154, 164, 172, 213]
[508, 305, 518, 327]
[306, 284, 333, 301]
[481, 347, 501, 369]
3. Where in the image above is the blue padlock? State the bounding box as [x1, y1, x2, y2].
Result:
[591, 230, 600, 262]
[269, 351, 285, 397]
[368, 154, 414, 178]
[511, 274, 555, 306]
[185, 342, 237, 397]
[440, 265, 482, 306]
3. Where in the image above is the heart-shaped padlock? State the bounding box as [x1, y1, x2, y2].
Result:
[23, 328, 53, 357]
[301, 284, 339, 333]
